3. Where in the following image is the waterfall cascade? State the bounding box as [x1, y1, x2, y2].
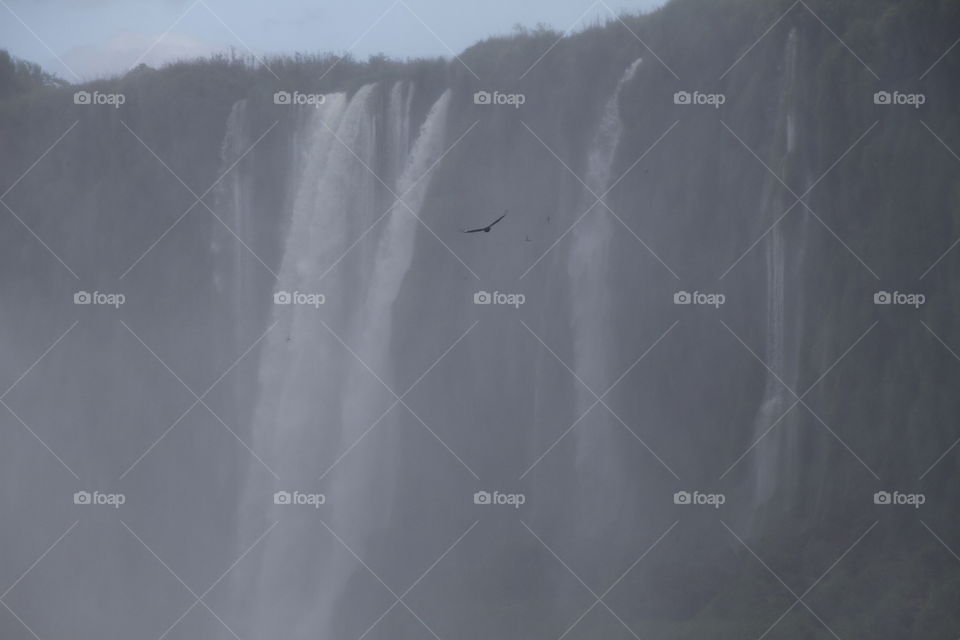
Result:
[752, 28, 800, 506]
[568, 59, 642, 523]
[230, 83, 450, 638]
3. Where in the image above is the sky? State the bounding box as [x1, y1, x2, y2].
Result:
[0, 0, 667, 81]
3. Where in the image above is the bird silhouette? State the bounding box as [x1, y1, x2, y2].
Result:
[463, 210, 507, 233]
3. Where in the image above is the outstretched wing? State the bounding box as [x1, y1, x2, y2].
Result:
[488, 212, 507, 228]
[462, 210, 506, 233]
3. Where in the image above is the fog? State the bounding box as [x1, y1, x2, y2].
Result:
[1, 0, 960, 638]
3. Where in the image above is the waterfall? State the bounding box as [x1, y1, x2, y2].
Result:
[570, 58, 642, 396]
[233, 88, 365, 639]
[213, 100, 247, 291]
[212, 97, 272, 424]
[387, 81, 415, 177]
[753, 224, 788, 503]
[233, 84, 450, 639]
[249, 88, 363, 466]
[214, 100, 251, 349]
[322, 91, 450, 635]
[332, 87, 450, 548]
[340, 89, 449, 438]
[568, 59, 642, 525]
[752, 28, 799, 505]
[784, 29, 799, 157]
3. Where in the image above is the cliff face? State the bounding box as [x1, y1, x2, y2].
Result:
[1, 0, 959, 638]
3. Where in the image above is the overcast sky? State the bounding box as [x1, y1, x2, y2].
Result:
[1, 0, 666, 81]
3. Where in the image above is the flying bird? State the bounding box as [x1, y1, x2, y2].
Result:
[463, 210, 507, 233]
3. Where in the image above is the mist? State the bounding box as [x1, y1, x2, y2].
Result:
[1, 0, 960, 638]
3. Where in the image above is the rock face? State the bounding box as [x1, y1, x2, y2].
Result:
[0, 1, 959, 638]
